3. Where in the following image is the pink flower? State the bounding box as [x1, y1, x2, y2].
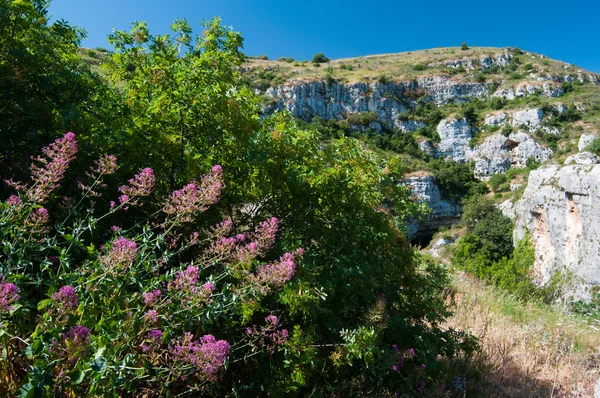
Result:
[25, 132, 78, 203]
[6, 195, 21, 206]
[252, 217, 278, 252]
[392, 344, 398, 351]
[117, 168, 154, 206]
[163, 166, 223, 222]
[51, 325, 90, 367]
[103, 238, 137, 269]
[170, 333, 230, 382]
[30, 207, 49, 225]
[144, 310, 158, 324]
[52, 286, 78, 315]
[392, 365, 398, 372]
[208, 220, 232, 239]
[249, 252, 298, 292]
[93, 154, 118, 175]
[272, 329, 288, 345]
[0, 279, 19, 312]
[143, 290, 162, 307]
[109, 225, 121, 233]
[265, 315, 279, 328]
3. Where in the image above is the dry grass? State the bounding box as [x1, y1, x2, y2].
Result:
[444, 272, 600, 397]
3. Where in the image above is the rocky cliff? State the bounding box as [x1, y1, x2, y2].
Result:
[403, 175, 461, 243]
[514, 164, 600, 300]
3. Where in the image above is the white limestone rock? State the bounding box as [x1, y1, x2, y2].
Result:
[472, 134, 512, 178]
[578, 134, 597, 151]
[564, 152, 598, 165]
[435, 118, 473, 162]
[511, 135, 553, 167]
[511, 108, 544, 130]
[404, 175, 462, 238]
[498, 199, 516, 220]
[419, 140, 435, 156]
[492, 88, 516, 101]
[484, 112, 508, 127]
[514, 164, 600, 300]
[397, 119, 426, 133]
[264, 77, 490, 125]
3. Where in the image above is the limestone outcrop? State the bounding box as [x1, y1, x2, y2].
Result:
[263, 77, 490, 128]
[435, 118, 473, 162]
[514, 164, 600, 300]
[403, 175, 461, 241]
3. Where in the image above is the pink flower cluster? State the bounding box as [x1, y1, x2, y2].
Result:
[246, 315, 289, 349]
[142, 329, 163, 353]
[249, 250, 302, 292]
[6, 195, 21, 207]
[143, 289, 162, 307]
[117, 168, 155, 206]
[51, 325, 90, 367]
[163, 165, 223, 222]
[169, 266, 214, 303]
[26, 207, 49, 233]
[79, 154, 118, 197]
[171, 333, 230, 382]
[0, 278, 19, 312]
[103, 238, 137, 269]
[23, 132, 78, 203]
[52, 286, 79, 317]
[252, 217, 278, 252]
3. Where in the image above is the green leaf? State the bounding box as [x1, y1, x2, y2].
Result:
[37, 299, 51, 311]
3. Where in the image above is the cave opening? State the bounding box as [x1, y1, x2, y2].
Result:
[410, 231, 437, 249]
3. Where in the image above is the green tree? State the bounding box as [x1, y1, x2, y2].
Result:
[311, 52, 330, 63]
[0, 0, 106, 193]
[105, 17, 260, 192]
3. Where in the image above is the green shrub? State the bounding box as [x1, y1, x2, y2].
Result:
[325, 73, 335, 86]
[257, 54, 269, 60]
[377, 75, 388, 84]
[513, 46, 524, 55]
[412, 63, 427, 71]
[526, 157, 540, 170]
[509, 72, 523, 80]
[474, 72, 486, 82]
[587, 137, 600, 155]
[453, 195, 540, 301]
[523, 63, 533, 71]
[285, 57, 294, 63]
[277, 56, 286, 62]
[428, 159, 488, 200]
[461, 42, 469, 50]
[311, 52, 330, 63]
[488, 173, 507, 192]
[346, 111, 378, 126]
[312, 62, 320, 67]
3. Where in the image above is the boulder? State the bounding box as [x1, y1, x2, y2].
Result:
[578, 134, 597, 152]
[564, 152, 598, 165]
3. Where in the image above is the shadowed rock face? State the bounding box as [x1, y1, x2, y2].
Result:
[403, 176, 461, 244]
[514, 164, 600, 301]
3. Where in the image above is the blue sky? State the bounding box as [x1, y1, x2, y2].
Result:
[49, 0, 600, 72]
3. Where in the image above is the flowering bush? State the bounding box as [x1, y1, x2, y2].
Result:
[0, 133, 302, 395]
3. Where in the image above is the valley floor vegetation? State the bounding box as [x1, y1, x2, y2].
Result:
[1, 0, 598, 396]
